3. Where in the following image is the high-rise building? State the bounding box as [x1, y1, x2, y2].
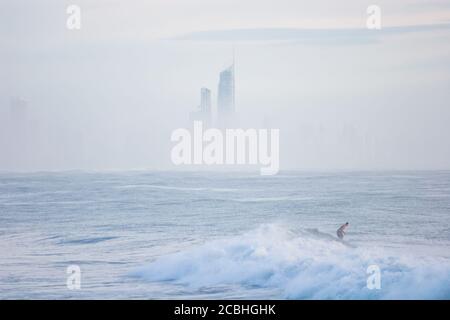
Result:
[200, 87, 211, 114]
[10, 97, 28, 119]
[217, 64, 235, 123]
[190, 87, 212, 126]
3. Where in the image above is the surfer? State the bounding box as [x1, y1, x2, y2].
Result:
[336, 222, 349, 240]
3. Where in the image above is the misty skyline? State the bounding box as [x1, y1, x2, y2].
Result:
[1, 1, 450, 171]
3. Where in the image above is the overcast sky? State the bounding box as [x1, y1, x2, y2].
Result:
[1, 0, 450, 171]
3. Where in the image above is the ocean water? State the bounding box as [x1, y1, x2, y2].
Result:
[0, 171, 449, 299]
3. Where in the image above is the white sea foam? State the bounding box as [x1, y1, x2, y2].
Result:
[116, 184, 238, 192]
[131, 224, 450, 299]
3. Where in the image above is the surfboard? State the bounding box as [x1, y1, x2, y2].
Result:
[305, 228, 357, 248]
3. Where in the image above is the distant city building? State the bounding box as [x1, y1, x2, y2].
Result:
[200, 87, 211, 114]
[217, 63, 235, 124]
[10, 97, 28, 117]
[190, 87, 212, 126]
[189, 57, 236, 127]
[9, 97, 29, 126]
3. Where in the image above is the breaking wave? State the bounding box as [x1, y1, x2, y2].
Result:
[130, 224, 450, 299]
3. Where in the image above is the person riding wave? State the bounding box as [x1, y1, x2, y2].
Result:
[337, 222, 349, 240]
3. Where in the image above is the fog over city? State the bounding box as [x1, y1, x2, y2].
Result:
[1, 0, 450, 171]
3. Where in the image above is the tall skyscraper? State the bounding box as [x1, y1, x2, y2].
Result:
[200, 87, 211, 114]
[10, 97, 28, 120]
[190, 87, 212, 126]
[217, 63, 235, 124]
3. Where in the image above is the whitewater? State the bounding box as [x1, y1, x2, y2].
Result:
[131, 224, 450, 299]
[0, 171, 449, 299]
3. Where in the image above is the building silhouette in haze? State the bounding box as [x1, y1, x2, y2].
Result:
[217, 63, 235, 126]
[190, 57, 236, 127]
[190, 87, 212, 127]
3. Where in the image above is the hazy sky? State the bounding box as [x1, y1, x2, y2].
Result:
[1, 0, 450, 171]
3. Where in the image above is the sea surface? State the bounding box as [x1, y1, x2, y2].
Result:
[0, 171, 449, 299]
